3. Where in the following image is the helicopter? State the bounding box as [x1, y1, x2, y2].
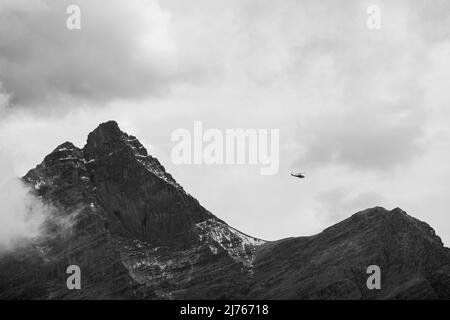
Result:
[291, 172, 305, 179]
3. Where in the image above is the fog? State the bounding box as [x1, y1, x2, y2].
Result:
[0, 153, 49, 252]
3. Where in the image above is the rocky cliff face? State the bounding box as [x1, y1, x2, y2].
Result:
[0, 121, 449, 299]
[251, 207, 450, 299]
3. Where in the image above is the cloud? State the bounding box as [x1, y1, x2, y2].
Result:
[289, 0, 436, 171]
[0, 93, 81, 252]
[0, 0, 202, 109]
[1, 0, 450, 246]
[0, 84, 11, 115]
[315, 188, 386, 225]
[298, 102, 426, 171]
[1, 91, 48, 250]
[0, 149, 83, 252]
[0, 151, 49, 251]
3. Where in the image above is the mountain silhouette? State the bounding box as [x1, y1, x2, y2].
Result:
[0, 121, 449, 299]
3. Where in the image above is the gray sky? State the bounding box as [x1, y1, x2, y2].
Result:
[1, 0, 450, 245]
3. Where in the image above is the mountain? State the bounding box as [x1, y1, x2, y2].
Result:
[0, 121, 449, 299]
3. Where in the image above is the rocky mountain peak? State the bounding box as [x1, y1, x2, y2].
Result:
[88, 120, 122, 141]
[41, 141, 83, 168]
[2, 121, 448, 300]
[84, 120, 127, 159]
[53, 141, 78, 152]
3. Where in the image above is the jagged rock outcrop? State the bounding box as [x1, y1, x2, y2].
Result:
[0, 121, 449, 299]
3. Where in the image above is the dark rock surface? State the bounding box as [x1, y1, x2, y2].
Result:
[0, 121, 449, 299]
[251, 207, 450, 299]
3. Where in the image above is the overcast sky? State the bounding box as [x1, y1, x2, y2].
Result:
[1, 0, 450, 245]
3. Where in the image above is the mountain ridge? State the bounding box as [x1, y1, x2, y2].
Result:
[0, 121, 449, 299]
